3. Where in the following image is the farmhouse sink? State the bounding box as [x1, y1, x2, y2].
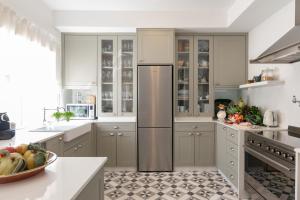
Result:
[30, 122, 92, 142]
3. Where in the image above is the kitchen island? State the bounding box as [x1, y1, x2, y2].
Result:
[0, 157, 107, 200]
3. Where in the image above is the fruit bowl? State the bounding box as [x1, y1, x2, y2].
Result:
[0, 151, 57, 184]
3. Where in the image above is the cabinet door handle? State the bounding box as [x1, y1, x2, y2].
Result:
[195, 132, 201, 136]
[188, 132, 193, 136]
[118, 132, 123, 136]
[113, 126, 119, 129]
[230, 147, 235, 151]
[109, 133, 114, 136]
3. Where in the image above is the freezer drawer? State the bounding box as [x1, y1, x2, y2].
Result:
[137, 65, 173, 127]
[138, 128, 173, 171]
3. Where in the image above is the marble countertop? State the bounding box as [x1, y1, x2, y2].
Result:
[175, 117, 287, 132]
[0, 157, 107, 200]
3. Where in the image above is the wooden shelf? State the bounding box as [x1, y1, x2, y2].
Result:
[239, 80, 285, 89]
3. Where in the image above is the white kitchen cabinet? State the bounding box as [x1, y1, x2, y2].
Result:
[98, 35, 136, 116]
[137, 29, 174, 64]
[214, 35, 247, 87]
[63, 35, 98, 87]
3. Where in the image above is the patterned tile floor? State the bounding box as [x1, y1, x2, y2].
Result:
[104, 170, 238, 200]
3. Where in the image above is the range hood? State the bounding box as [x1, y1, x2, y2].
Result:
[250, 0, 300, 64]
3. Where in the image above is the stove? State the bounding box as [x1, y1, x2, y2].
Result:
[244, 126, 300, 200]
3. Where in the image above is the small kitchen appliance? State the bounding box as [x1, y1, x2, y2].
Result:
[66, 104, 96, 120]
[0, 112, 15, 140]
[263, 109, 278, 127]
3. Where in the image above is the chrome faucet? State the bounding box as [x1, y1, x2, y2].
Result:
[43, 107, 66, 124]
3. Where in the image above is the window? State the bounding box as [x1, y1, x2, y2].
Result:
[0, 27, 58, 128]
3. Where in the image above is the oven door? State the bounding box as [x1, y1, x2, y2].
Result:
[245, 146, 295, 200]
[66, 105, 89, 119]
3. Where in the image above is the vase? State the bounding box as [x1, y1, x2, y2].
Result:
[217, 110, 226, 122]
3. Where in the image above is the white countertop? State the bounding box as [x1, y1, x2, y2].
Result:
[0, 157, 107, 200]
[95, 116, 136, 122]
[175, 117, 287, 132]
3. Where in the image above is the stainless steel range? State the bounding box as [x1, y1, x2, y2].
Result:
[244, 126, 300, 200]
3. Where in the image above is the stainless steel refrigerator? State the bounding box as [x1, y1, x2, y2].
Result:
[137, 65, 173, 172]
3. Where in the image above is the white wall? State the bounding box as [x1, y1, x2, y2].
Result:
[246, 1, 300, 128]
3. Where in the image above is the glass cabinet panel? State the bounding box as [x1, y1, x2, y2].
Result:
[99, 37, 117, 115]
[119, 37, 136, 115]
[175, 37, 193, 116]
[194, 37, 212, 115]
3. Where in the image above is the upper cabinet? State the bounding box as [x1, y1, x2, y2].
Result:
[175, 36, 213, 116]
[98, 35, 137, 116]
[63, 35, 98, 87]
[214, 35, 247, 88]
[137, 29, 175, 64]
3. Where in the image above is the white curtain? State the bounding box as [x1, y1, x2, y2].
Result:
[0, 2, 57, 51]
[0, 2, 58, 128]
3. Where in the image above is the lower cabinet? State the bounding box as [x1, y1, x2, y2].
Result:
[174, 122, 215, 167]
[216, 123, 239, 188]
[63, 131, 92, 157]
[96, 123, 136, 167]
[75, 168, 104, 200]
[44, 135, 64, 156]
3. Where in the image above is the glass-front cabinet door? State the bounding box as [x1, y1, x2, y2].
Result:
[98, 36, 118, 116]
[175, 36, 193, 116]
[194, 36, 213, 116]
[118, 36, 136, 115]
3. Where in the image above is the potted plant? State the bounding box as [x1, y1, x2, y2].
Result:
[63, 112, 75, 122]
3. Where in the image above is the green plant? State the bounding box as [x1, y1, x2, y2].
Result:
[63, 111, 75, 122]
[226, 105, 242, 115]
[243, 106, 263, 125]
[52, 112, 63, 121]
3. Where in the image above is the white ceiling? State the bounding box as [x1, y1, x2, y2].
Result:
[42, 0, 236, 11]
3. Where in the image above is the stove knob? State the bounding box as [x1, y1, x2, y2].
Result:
[265, 146, 270, 150]
[275, 151, 281, 155]
[282, 153, 287, 158]
[287, 156, 295, 161]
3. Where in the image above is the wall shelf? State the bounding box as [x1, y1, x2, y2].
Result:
[239, 80, 284, 89]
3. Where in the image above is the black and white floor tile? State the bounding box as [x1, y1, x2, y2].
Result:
[104, 170, 238, 200]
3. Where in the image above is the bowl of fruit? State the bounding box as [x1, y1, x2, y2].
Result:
[0, 143, 57, 184]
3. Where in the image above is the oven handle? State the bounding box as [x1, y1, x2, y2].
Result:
[245, 146, 295, 173]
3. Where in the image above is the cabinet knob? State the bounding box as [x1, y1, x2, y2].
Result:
[230, 147, 235, 151]
[58, 137, 63, 141]
[231, 134, 235, 138]
[230, 161, 235, 166]
[109, 133, 114, 136]
[74, 147, 78, 151]
[195, 132, 201, 136]
[118, 132, 123, 136]
[188, 132, 193, 136]
[223, 127, 227, 131]
[113, 126, 119, 129]
[229, 175, 234, 179]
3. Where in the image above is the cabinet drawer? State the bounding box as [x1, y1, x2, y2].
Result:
[226, 141, 238, 159]
[64, 131, 90, 151]
[175, 122, 214, 132]
[226, 128, 238, 145]
[226, 154, 238, 174]
[226, 168, 238, 188]
[96, 123, 135, 132]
